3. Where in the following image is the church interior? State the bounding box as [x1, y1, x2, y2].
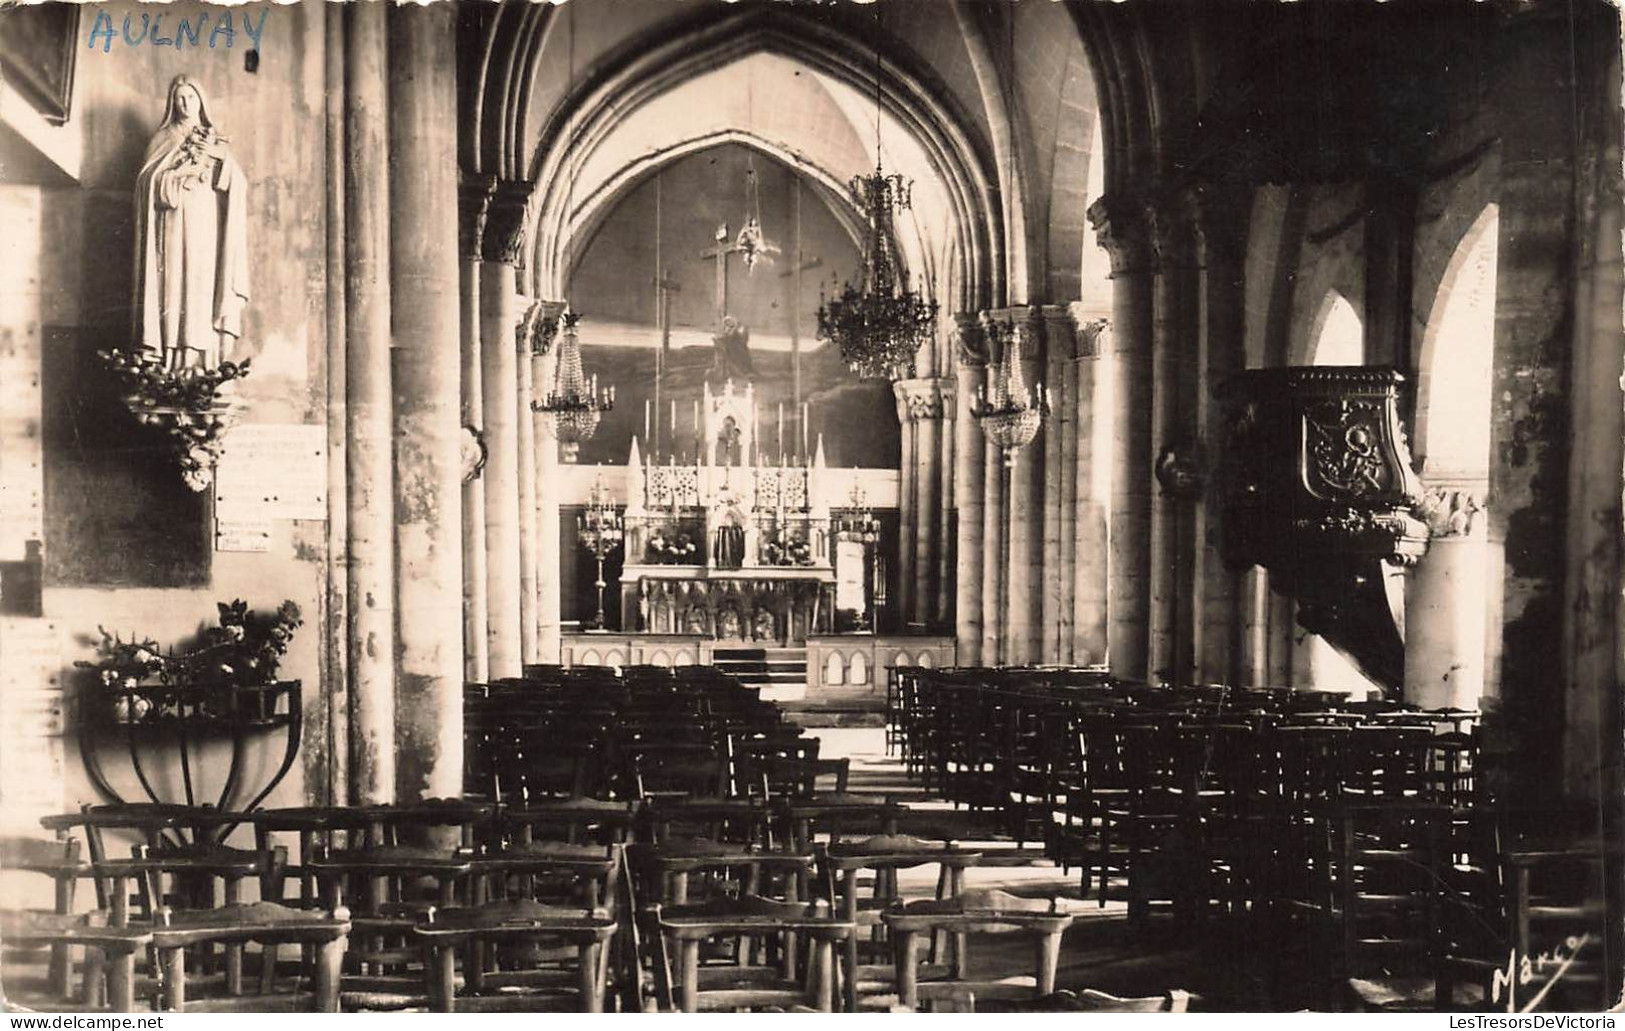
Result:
[0, 0, 1621, 1014]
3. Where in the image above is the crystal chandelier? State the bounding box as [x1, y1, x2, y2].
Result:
[816, 164, 937, 380]
[972, 319, 1049, 465]
[532, 309, 614, 464]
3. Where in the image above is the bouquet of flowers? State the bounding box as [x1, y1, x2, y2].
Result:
[97, 349, 252, 490]
[76, 599, 303, 720]
[762, 534, 813, 567]
[646, 531, 699, 565]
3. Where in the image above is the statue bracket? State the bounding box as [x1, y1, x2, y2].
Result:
[97, 349, 252, 492]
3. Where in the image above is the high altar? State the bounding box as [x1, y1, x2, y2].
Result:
[619, 380, 838, 643]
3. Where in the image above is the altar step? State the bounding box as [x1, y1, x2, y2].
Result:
[712, 647, 807, 702]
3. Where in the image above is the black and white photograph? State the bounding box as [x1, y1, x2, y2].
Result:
[0, 0, 1620, 1016]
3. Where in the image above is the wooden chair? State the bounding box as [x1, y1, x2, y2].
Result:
[819, 834, 982, 1011]
[145, 901, 350, 1012]
[0, 911, 152, 1012]
[655, 895, 852, 1012]
[413, 899, 617, 1012]
[881, 889, 1073, 1012]
[0, 835, 91, 999]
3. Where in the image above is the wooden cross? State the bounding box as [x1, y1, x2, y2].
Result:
[699, 223, 748, 333]
[652, 268, 682, 456]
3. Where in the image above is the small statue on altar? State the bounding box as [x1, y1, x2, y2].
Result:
[713, 510, 746, 569]
[753, 608, 776, 642]
[714, 415, 744, 466]
[717, 605, 743, 640]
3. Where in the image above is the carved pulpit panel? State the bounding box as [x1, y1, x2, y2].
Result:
[1218, 367, 1428, 690]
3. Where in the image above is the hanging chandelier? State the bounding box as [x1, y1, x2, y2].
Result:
[532, 309, 614, 464]
[816, 164, 937, 380]
[972, 318, 1049, 464]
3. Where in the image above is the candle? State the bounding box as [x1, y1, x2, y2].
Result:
[670, 400, 676, 435]
[693, 399, 699, 431]
[777, 402, 784, 462]
[801, 402, 809, 456]
[644, 400, 651, 442]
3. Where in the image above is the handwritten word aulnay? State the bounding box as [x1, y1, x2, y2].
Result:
[87, 10, 267, 54]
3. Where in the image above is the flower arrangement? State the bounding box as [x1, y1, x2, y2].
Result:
[76, 599, 303, 721]
[646, 530, 700, 565]
[96, 349, 251, 490]
[762, 533, 813, 567]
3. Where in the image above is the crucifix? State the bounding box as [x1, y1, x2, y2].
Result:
[652, 267, 681, 457]
[699, 222, 747, 333]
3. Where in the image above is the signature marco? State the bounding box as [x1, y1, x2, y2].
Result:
[1490, 932, 1591, 1012]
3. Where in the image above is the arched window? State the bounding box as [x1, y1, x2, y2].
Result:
[1416, 205, 1498, 481]
[1311, 290, 1364, 365]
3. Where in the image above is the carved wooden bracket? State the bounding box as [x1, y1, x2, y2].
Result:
[1216, 366, 1428, 690]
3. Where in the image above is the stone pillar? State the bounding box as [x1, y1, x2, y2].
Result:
[1089, 197, 1155, 681]
[1239, 567, 1270, 686]
[480, 180, 532, 679]
[343, 0, 395, 806]
[952, 314, 987, 665]
[1405, 490, 1488, 709]
[1004, 307, 1046, 666]
[895, 378, 949, 631]
[1069, 310, 1112, 666]
[936, 378, 957, 630]
[1149, 205, 1199, 686]
[1042, 306, 1075, 663]
[389, 1, 464, 803]
[1189, 185, 1249, 687]
[531, 302, 566, 663]
[979, 315, 1007, 663]
[895, 396, 917, 628]
[459, 175, 493, 686]
[323, 1, 349, 807]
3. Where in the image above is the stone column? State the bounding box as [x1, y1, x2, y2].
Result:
[1239, 567, 1270, 686]
[343, 0, 395, 806]
[952, 314, 987, 665]
[1005, 307, 1047, 666]
[894, 393, 917, 629]
[1149, 205, 1199, 686]
[979, 313, 1008, 664]
[389, 1, 464, 803]
[459, 176, 493, 685]
[1089, 197, 1156, 682]
[1042, 306, 1075, 663]
[530, 302, 566, 663]
[480, 180, 532, 680]
[1069, 309, 1112, 666]
[1189, 185, 1249, 687]
[895, 378, 949, 631]
[1405, 489, 1488, 709]
[936, 378, 957, 631]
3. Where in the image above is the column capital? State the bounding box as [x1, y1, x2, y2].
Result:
[1148, 196, 1198, 270]
[893, 376, 955, 422]
[1180, 182, 1251, 269]
[459, 173, 497, 261]
[518, 298, 568, 358]
[952, 311, 989, 368]
[482, 179, 535, 267]
[1064, 304, 1112, 359]
[1087, 193, 1154, 275]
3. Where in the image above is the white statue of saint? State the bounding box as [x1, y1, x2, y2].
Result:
[133, 75, 250, 371]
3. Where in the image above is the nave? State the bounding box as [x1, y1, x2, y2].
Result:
[1, 663, 1613, 1013]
